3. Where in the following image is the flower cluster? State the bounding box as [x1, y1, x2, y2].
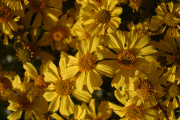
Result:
[0, 0, 180, 120]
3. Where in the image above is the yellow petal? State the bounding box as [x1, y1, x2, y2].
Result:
[72, 90, 92, 102]
[49, 96, 60, 111]
[43, 91, 57, 102]
[23, 62, 38, 80]
[7, 109, 22, 120]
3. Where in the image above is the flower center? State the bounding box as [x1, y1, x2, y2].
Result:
[136, 80, 154, 99]
[0, 76, 12, 92]
[35, 75, 49, 89]
[18, 94, 33, 110]
[117, 50, 136, 70]
[25, 43, 40, 58]
[97, 10, 111, 23]
[168, 84, 180, 97]
[124, 104, 142, 120]
[164, 12, 178, 27]
[0, 6, 11, 23]
[16, 46, 34, 63]
[29, 0, 47, 12]
[172, 50, 180, 67]
[54, 79, 73, 96]
[78, 54, 96, 72]
[51, 26, 68, 41]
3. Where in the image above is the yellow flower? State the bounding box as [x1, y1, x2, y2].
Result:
[61, 37, 114, 93]
[15, 28, 55, 62]
[42, 14, 74, 51]
[80, 0, 122, 35]
[156, 35, 180, 84]
[23, 0, 62, 28]
[109, 89, 158, 120]
[127, 19, 152, 39]
[0, 3, 24, 44]
[128, 61, 165, 106]
[4, 74, 44, 120]
[2, 0, 29, 10]
[161, 81, 180, 120]
[43, 54, 92, 116]
[150, 2, 180, 37]
[82, 99, 112, 119]
[23, 62, 50, 113]
[98, 31, 157, 88]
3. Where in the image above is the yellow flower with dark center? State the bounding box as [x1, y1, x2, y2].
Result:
[5, 74, 44, 120]
[24, 0, 62, 28]
[150, 2, 180, 37]
[109, 89, 158, 120]
[42, 14, 74, 51]
[99, 31, 157, 88]
[43, 56, 92, 116]
[156, 35, 180, 84]
[80, 0, 122, 35]
[61, 37, 114, 93]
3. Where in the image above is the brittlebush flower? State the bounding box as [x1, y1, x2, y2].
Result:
[23, 0, 62, 28]
[61, 37, 114, 93]
[98, 31, 157, 88]
[156, 35, 180, 84]
[128, 61, 165, 106]
[42, 14, 74, 51]
[0, 3, 24, 45]
[15, 28, 55, 63]
[3, 74, 44, 120]
[109, 89, 158, 120]
[150, 2, 180, 37]
[80, 0, 122, 35]
[43, 54, 91, 116]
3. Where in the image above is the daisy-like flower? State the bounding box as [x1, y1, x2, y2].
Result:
[80, 0, 122, 35]
[108, 89, 158, 120]
[2, 0, 29, 10]
[156, 35, 180, 84]
[4, 74, 44, 120]
[98, 31, 157, 88]
[42, 14, 74, 51]
[23, 0, 62, 28]
[161, 81, 180, 120]
[82, 99, 112, 119]
[0, 3, 24, 45]
[23, 62, 50, 114]
[128, 61, 165, 106]
[15, 28, 55, 63]
[61, 37, 114, 93]
[51, 105, 86, 120]
[127, 19, 152, 39]
[150, 2, 180, 37]
[43, 54, 92, 116]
